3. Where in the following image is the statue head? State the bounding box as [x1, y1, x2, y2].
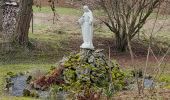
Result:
[83, 5, 89, 12]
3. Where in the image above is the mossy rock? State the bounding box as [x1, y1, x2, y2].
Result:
[62, 49, 126, 99]
[23, 89, 31, 97]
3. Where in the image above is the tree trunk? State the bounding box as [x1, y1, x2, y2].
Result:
[15, 0, 33, 46]
[0, 0, 3, 33]
[115, 34, 128, 52]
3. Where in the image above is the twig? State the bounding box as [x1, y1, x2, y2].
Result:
[31, 9, 33, 34]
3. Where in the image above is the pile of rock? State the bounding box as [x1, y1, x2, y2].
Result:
[31, 49, 125, 89]
[5, 49, 126, 99]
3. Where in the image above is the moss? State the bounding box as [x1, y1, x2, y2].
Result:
[6, 71, 17, 78]
[26, 76, 33, 84]
[164, 85, 170, 89]
[30, 91, 39, 98]
[0, 64, 52, 95]
[62, 50, 127, 99]
[159, 76, 170, 89]
[158, 74, 170, 83]
[23, 89, 31, 97]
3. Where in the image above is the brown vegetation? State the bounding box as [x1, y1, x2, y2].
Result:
[31, 65, 64, 90]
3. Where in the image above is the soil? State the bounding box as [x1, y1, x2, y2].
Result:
[112, 89, 170, 100]
[32, 12, 170, 74]
[68, 36, 170, 71]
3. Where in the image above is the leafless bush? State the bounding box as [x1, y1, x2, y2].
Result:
[94, 0, 164, 52]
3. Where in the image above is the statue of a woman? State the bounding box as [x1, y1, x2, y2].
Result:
[78, 5, 94, 49]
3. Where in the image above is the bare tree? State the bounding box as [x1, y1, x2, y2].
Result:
[97, 0, 163, 52]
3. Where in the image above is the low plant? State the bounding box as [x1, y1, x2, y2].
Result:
[62, 50, 126, 100]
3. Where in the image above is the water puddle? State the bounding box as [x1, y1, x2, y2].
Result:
[10, 75, 28, 96]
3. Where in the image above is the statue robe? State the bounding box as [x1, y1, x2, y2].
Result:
[78, 10, 94, 49]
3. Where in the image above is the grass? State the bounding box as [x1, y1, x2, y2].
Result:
[32, 6, 104, 16]
[0, 6, 170, 99]
[158, 74, 170, 89]
[0, 26, 71, 96]
[0, 64, 53, 94]
[159, 74, 170, 83]
[32, 24, 49, 31]
[0, 96, 39, 100]
[33, 6, 81, 16]
[156, 31, 170, 45]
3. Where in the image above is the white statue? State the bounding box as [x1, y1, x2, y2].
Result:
[78, 5, 94, 49]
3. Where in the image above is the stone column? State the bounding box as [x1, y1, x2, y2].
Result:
[2, 1, 19, 51]
[0, 0, 3, 33]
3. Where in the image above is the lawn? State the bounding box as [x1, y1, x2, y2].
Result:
[0, 96, 39, 100]
[0, 6, 170, 99]
[33, 6, 81, 16]
[0, 63, 53, 90]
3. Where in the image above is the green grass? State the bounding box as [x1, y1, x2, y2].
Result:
[32, 24, 49, 31]
[0, 96, 39, 100]
[156, 31, 170, 45]
[33, 6, 52, 13]
[33, 6, 81, 16]
[0, 64, 52, 95]
[159, 74, 170, 83]
[0, 32, 70, 64]
[0, 6, 170, 99]
[32, 6, 104, 16]
[0, 30, 71, 97]
[159, 74, 170, 89]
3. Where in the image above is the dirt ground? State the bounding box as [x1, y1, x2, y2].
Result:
[113, 89, 170, 100]
[30, 12, 170, 99]
[32, 13, 170, 70]
[0, 10, 169, 100]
